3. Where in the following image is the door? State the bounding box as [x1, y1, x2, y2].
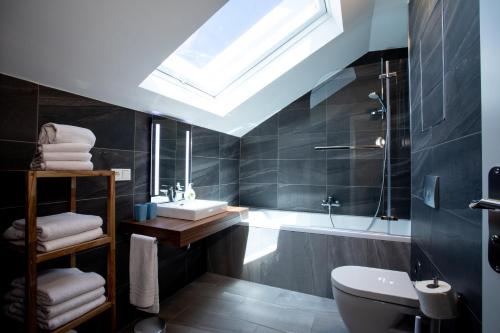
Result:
[480, 0, 500, 331]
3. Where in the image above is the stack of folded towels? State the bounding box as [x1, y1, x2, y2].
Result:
[31, 123, 96, 171]
[4, 268, 106, 330]
[2, 212, 103, 252]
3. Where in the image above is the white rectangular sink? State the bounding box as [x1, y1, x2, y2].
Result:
[157, 199, 228, 221]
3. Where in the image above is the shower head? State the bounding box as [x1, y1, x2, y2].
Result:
[368, 91, 386, 112]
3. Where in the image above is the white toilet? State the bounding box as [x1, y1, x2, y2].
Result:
[331, 266, 420, 333]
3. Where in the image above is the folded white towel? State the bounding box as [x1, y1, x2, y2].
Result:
[3, 212, 103, 242]
[39, 143, 92, 153]
[38, 123, 96, 146]
[10, 228, 103, 252]
[129, 234, 159, 314]
[5, 295, 106, 330]
[41, 152, 92, 162]
[6, 287, 105, 320]
[39, 160, 94, 171]
[11, 268, 105, 306]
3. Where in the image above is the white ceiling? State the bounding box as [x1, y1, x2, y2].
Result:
[0, 0, 408, 137]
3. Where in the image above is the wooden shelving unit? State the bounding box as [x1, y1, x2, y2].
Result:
[12, 170, 116, 333]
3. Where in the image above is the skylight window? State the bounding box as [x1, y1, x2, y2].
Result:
[156, 0, 328, 97]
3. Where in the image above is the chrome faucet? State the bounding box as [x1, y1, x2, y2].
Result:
[322, 195, 340, 228]
[321, 195, 340, 209]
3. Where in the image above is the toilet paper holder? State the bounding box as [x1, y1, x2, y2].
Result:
[470, 166, 500, 274]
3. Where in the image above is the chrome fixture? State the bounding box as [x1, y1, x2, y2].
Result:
[368, 60, 398, 232]
[314, 144, 382, 150]
[321, 195, 340, 227]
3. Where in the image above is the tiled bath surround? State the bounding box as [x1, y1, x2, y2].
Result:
[0, 73, 238, 331]
[206, 225, 410, 298]
[409, 0, 482, 331]
[239, 49, 411, 219]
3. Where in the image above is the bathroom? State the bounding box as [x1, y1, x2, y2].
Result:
[0, 0, 497, 332]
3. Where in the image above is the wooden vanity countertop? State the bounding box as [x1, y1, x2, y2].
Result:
[121, 206, 248, 247]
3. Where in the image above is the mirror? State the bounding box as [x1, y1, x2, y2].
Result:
[150, 117, 192, 202]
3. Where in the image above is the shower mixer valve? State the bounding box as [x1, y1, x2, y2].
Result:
[322, 196, 340, 208]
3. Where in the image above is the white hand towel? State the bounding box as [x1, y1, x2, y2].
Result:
[6, 212, 103, 241]
[39, 160, 94, 171]
[41, 152, 92, 162]
[10, 228, 103, 252]
[6, 287, 105, 320]
[38, 123, 96, 146]
[39, 143, 92, 153]
[5, 295, 106, 330]
[11, 268, 105, 306]
[129, 234, 159, 314]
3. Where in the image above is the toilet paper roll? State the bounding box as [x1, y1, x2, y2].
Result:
[415, 280, 458, 320]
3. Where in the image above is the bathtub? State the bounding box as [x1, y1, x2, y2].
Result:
[238, 208, 411, 243]
[208, 208, 411, 298]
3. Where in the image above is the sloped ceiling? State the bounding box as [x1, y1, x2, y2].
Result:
[0, 0, 408, 137]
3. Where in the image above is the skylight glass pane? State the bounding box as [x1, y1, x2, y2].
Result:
[157, 0, 327, 96]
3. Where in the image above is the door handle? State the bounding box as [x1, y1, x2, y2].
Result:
[469, 198, 500, 210]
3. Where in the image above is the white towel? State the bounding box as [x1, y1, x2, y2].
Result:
[10, 228, 103, 252]
[129, 234, 159, 314]
[39, 143, 92, 153]
[11, 268, 105, 306]
[4, 212, 103, 242]
[38, 160, 94, 171]
[41, 152, 92, 162]
[6, 287, 105, 320]
[38, 123, 96, 146]
[5, 295, 106, 330]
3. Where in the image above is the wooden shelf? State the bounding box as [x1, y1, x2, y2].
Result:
[45, 301, 112, 333]
[19, 170, 116, 333]
[3, 236, 112, 263]
[29, 170, 115, 178]
[122, 206, 248, 247]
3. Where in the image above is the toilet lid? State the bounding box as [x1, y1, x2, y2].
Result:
[331, 266, 419, 308]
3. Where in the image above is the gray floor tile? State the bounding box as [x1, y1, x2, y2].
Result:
[232, 298, 315, 333]
[121, 273, 348, 333]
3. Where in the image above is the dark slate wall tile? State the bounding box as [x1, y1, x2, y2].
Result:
[192, 157, 219, 187]
[241, 135, 278, 160]
[134, 112, 151, 152]
[220, 158, 239, 185]
[78, 148, 134, 199]
[278, 104, 326, 134]
[409, 0, 482, 327]
[278, 132, 325, 160]
[279, 159, 326, 185]
[245, 114, 278, 137]
[327, 159, 383, 187]
[0, 74, 38, 142]
[134, 152, 150, 195]
[192, 126, 219, 158]
[432, 133, 482, 222]
[326, 186, 380, 216]
[239, 159, 277, 184]
[278, 184, 326, 212]
[160, 158, 175, 180]
[240, 183, 277, 208]
[0, 140, 35, 170]
[220, 134, 240, 159]
[220, 183, 239, 206]
[194, 185, 220, 201]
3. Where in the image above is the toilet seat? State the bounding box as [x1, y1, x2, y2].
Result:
[331, 266, 419, 308]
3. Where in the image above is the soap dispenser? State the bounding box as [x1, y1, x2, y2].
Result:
[185, 183, 196, 200]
